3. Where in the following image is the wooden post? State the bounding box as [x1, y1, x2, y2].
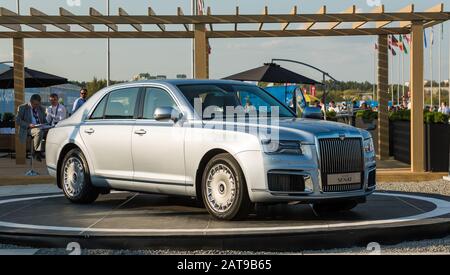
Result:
[13, 38, 26, 165]
[377, 35, 390, 160]
[194, 24, 208, 79]
[410, 23, 425, 172]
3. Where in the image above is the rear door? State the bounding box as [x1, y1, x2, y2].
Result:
[80, 87, 140, 180]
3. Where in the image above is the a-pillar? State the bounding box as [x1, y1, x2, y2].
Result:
[410, 23, 425, 172]
[13, 38, 26, 165]
[377, 35, 390, 160]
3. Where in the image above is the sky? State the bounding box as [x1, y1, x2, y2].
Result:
[0, 0, 449, 84]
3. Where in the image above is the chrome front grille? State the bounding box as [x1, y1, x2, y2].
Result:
[318, 138, 364, 192]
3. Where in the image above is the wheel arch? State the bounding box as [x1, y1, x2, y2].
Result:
[56, 143, 84, 188]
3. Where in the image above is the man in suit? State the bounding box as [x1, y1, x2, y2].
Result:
[16, 94, 47, 162]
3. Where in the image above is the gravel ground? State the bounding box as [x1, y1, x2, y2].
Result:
[0, 180, 449, 255]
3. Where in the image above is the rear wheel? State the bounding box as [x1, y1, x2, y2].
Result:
[201, 153, 253, 220]
[313, 200, 359, 213]
[60, 148, 99, 204]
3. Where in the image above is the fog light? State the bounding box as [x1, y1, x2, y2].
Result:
[304, 176, 314, 192]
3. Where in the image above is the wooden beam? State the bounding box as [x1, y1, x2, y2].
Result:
[30, 7, 70, 31]
[148, 7, 166, 31]
[119, 8, 142, 31]
[177, 7, 189, 31]
[353, 5, 384, 29]
[194, 24, 208, 79]
[398, 4, 415, 28]
[59, 7, 94, 32]
[89, 7, 118, 31]
[328, 5, 355, 30]
[259, 6, 268, 31]
[0, 7, 21, 31]
[377, 35, 390, 160]
[410, 23, 425, 172]
[13, 38, 26, 165]
[0, 13, 448, 25]
[423, 3, 445, 29]
[281, 6, 297, 31]
[304, 6, 326, 30]
[207, 7, 213, 31]
[0, 28, 412, 39]
[375, 5, 391, 28]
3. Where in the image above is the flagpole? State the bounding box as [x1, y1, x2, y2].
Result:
[402, 40, 405, 99]
[191, 0, 195, 78]
[398, 43, 401, 106]
[106, 0, 110, 86]
[390, 36, 394, 106]
[430, 27, 434, 108]
[438, 23, 442, 106]
[373, 43, 376, 101]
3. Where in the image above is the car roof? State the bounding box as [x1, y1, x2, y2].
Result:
[109, 79, 256, 89]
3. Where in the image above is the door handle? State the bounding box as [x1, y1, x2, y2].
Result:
[134, 129, 147, 135]
[84, 128, 95, 134]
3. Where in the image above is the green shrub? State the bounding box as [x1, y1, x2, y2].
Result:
[391, 110, 448, 124]
[326, 110, 337, 121]
[356, 110, 378, 122]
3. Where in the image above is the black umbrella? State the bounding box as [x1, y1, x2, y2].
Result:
[0, 66, 68, 89]
[223, 63, 321, 85]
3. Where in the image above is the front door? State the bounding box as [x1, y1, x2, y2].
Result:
[131, 87, 186, 194]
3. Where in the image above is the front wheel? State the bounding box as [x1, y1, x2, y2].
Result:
[60, 148, 99, 204]
[201, 153, 253, 220]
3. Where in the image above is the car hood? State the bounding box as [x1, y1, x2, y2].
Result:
[201, 118, 370, 144]
[272, 118, 369, 143]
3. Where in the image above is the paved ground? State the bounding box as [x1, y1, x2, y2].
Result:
[0, 180, 448, 255]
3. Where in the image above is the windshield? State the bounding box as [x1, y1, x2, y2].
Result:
[177, 83, 295, 119]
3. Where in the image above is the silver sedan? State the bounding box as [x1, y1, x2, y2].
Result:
[46, 80, 376, 220]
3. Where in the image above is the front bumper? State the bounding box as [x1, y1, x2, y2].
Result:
[235, 146, 376, 204]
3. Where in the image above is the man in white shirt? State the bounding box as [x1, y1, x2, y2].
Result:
[46, 93, 67, 126]
[438, 102, 450, 115]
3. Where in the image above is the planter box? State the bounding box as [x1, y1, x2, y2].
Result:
[389, 121, 450, 171]
[389, 121, 411, 164]
[426, 123, 450, 172]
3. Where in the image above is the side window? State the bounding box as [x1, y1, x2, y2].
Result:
[104, 88, 139, 119]
[142, 88, 179, 119]
[90, 95, 108, 120]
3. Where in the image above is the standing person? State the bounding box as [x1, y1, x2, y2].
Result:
[328, 101, 339, 113]
[15, 94, 47, 161]
[46, 93, 67, 126]
[72, 88, 88, 114]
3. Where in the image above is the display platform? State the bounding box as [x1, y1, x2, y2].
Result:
[0, 190, 449, 251]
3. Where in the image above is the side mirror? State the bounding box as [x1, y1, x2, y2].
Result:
[154, 107, 182, 122]
[302, 107, 323, 120]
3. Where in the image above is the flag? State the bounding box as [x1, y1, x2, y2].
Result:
[197, 0, 205, 15]
[391, 47, 397, 56]
[431, 26, 434, 45]
[424, 30, 428, 48]
[398, 35, 404, 52]
[403, 34, 411, 44]
[403, 41, 408, 54]
[391, 35, 399, 47]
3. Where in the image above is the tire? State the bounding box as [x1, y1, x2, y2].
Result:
[60, 148, 99, 204]
[312, 200, 359, 213]
[201, 153, 253, 220]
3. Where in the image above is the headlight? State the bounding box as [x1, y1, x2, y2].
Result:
[364, 138, 374, 153]
[261, 139, 303, 155]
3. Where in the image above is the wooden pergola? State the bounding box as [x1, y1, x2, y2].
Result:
[1, 3, 449, 171]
